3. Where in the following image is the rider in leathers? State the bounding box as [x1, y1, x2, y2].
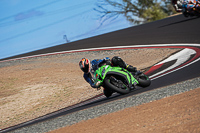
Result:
[182, 0, 200, 16]
[172, 0, 184, 12]
[79, 56, 137, 89]
[172, 0, 200, 15]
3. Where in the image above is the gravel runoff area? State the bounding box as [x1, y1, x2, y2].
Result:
[5, 77, 200, 133]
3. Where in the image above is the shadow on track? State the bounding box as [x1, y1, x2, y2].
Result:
[1, 92, 122, 132]
[159, 16, 200, 28]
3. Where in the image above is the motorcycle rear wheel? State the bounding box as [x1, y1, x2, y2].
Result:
[136, 73, 151, 87]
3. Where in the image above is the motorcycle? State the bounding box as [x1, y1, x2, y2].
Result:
[94, 65, 151, 98]
[182, 2, 200, 17]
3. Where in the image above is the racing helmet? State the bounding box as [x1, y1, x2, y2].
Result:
[79, 58, 91, 73]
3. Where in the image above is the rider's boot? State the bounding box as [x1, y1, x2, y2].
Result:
[111, 56, 139, 74]
[126, 65, 137, 73]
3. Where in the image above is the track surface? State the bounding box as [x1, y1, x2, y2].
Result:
[1, 14, 200, 61]
[1, 14, 200, 132]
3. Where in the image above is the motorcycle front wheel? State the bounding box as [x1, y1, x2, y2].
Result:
[104, 75, 130, 95]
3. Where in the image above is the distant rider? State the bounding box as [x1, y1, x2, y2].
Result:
[182, 0, 200, 16]
[79, 56, 137, 88]
[172, 0, 184, 12]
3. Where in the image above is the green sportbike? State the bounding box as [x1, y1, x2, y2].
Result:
[94, 65, 151, 98]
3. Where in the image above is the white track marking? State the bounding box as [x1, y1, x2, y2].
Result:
[0, 43, 199, 63]
[150, 57, 200, 80]
[0, 43, 199, 82]
[149, 48, 196, 78]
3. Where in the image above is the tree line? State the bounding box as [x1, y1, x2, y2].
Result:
[94, 0, 176, 25]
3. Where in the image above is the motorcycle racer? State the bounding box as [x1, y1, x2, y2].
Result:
[172, 0, 184, 12]
[79, 56, 137, 89]
[182, 0, 200, 16]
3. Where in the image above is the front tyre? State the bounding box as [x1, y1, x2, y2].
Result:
[183, 12, 189, 17]
[104, 76, 130, 94]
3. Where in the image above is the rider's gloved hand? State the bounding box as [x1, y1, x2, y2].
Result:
[96, 81, 101, 86]
[95, 81, 102, 88]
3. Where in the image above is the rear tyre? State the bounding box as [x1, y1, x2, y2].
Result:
[136, 73, 151, 87]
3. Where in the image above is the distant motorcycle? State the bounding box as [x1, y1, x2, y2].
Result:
[171, 0, 200, 17]
[94, 65, 151, 98]
[182, 3, 200, 17]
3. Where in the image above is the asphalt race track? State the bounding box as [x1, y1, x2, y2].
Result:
[1, 14, 200, 61]
[1, 14, 200, 132]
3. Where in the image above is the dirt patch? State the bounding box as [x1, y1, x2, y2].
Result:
[50, 88, 200, 133]
[0, 48, 180, 129]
